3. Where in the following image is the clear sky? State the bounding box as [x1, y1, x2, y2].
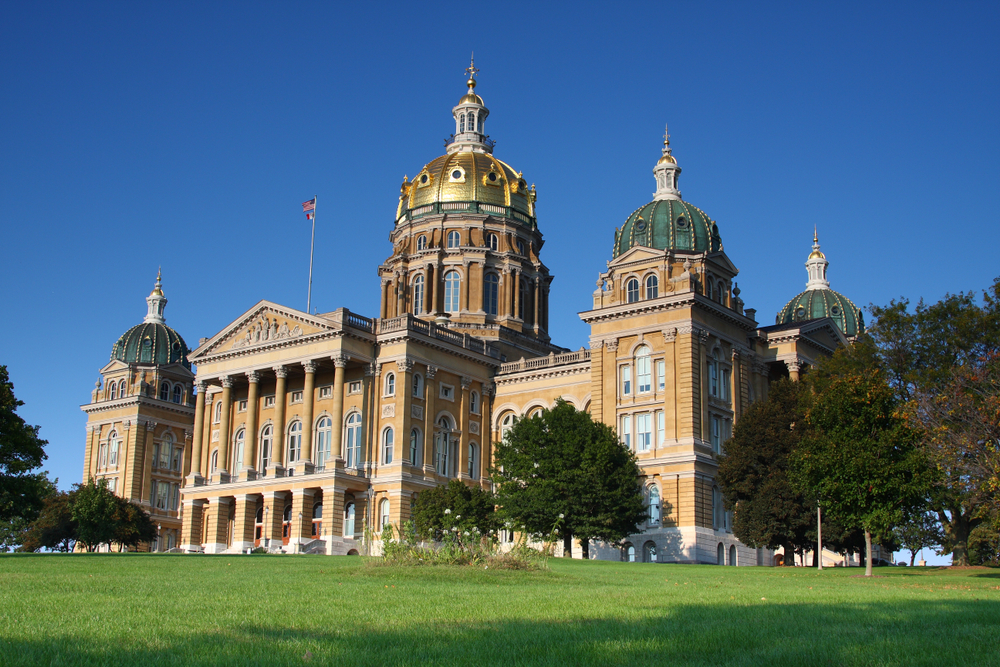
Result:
[3, 2, 997, 564]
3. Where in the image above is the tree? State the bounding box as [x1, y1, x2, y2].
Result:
[110, 495, 157, 551]
[492, 399, 646, 557]
[71, 479, 122, 551]
[0, 365, 53, 549]
[793, 339, 931, 576]
[893, 511, 943, 566]
[717, 378, 813, 565]
[868, 278, 1000, 565]
[411, 479, 497, 541]
[19, 491, 76, 552]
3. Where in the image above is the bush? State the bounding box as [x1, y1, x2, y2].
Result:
[378, 521, 546, 571]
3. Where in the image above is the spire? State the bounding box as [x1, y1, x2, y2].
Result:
[144, 268, 168, 323]
[448, 56, 492, 155]
[652, 122, 682, 201]
[805, 230, 830, 290]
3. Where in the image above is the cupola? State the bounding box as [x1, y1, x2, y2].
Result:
[447, 56, 492, 155]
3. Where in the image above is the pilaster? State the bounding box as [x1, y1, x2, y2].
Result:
[203, 497, 232, 554]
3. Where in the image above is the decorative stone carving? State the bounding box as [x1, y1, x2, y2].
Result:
[426, 365, 438, 379]
[698, 330, 710, 345]
[246, 371, 260, 383]
[274, 365, 287, 379]
[381, 404, 396, 419]
[461, 376, 472, 390]
[332, 354, 348, 368]
[303, 361, 317, 374]
[470, 421, 480, 435]
[195, 380, 206, 392]
[231, 314, 302, 349]
[212, 429, 220, 442]
[411, 405, 424, 420]
[662, 328, 677, 343]
[589, 339, 604, 350]
[606, 340, 619, 352]
[484, 382, 495, 397]
[146, 421, 156, 431]
[397, 358, 414, 373]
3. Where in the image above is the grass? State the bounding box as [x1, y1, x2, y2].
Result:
[0, 555, 998, 666]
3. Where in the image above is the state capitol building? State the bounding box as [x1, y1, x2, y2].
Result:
[80, 66, 863, 565]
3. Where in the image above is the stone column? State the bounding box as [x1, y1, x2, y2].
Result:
[241, 372, 259, 481]
[200, 392, 213, 476]
[231, 494, 258, 552]
[397, 359, 413, 465]
[512, 269, 521, 321]
[432, 263, 442, 314]
[262, 491, 287, 551]
[331, 355, 347, 460]
[699, 330, 710, 442]
[423, 365, 437, 474]
[322, 485, 345, 544]
[396, 273, 406, 317]
[461, 261, 470, 313]
[533, 277, 542, 332]
[423, 264, 433, 314]
[787, 360, 801, 382]
[458, 377, 471, 479]
[269, 366, 287, 475]
[217, 376, 233, 477]
[289, 488, 316, 549]
[189, 381, 206, 481]
[380, 277, 390, 319]
[301, 361, 317, 465]
[203, 497, 231, 554]
[179, 499, 205, 552]
[482, 382, 494, 481]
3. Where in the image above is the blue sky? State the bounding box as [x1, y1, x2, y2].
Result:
[2, 2, 997, 563]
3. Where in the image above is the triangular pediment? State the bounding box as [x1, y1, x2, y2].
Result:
[609, 245, 665, 268]
[706, 250, 740, 276]
[797, 317, 849, 350]
[99, 359, 131, 374]
[190, 301, 337, 360]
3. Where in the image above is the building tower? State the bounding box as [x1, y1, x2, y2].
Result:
[80, 270, 195, 551]
[379, 59, 561, 361]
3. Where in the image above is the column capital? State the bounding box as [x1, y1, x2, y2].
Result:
[303, 360, 317, 374]
[426, 365, 438, 379]
[698, 329, 710, 345]
[332, 354, 348, 368]
[397, 358, 414, 373]
[246, 370, 260, 383]
[204, 391, 214, 405]
[461, 376, 473, 390]
[590, 339, 604, 350]
[195, 380, 207, 391]
[221, 375, 233, 388]
[731, 349, 741, 362]
[146, 420, 157, 432]
[484, 381, 496, 397]
[662, 328, 677, 343]
[786, 360, 801, 372]
[184, 430, 192, 441]
[606, 340, 619, 352]
[273, 365, 288, 379]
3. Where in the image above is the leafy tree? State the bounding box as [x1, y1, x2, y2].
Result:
[893, 511, 943, 566]
[19, 491, 76, 552]
[717, 378, 813, 565]
[71, 479, 121, 551]
[110, 495, 157, 551]
[868, 278, 1000, 564]
[492, 399, 646, 558]
[793, 338, 931, 576]
[0, 365, 53, 548]
[411, 479, 497, 540]
[967, 511, 999, 566]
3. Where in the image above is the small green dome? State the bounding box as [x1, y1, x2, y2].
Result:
[613, 199, 722, 259]
[776, 289, 864, 337]
[111, 322, 190, 369]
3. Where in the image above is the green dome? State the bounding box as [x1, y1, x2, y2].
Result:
[613, 199, 722, 258]
[111, 322, 190, 369]
[776, 289, 864, 337]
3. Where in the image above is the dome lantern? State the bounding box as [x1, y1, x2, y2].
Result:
[447, 55, 492, 155]
[652, 123, 682, 201]
[805, 227, 830, 291]
[145, 268, 167, 324]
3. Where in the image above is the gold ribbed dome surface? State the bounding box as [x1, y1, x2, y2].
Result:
[808, 248, 826, 259]
[405, 152, 532, 216]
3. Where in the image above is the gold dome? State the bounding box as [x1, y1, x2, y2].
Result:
[149, 268, 164, 296]
[808, 248, 826, 259]
[657, 154, 676, 165]
[402, 152, 533, 218]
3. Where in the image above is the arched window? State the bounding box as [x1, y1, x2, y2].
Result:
[118, 379, 127, 399]
[344, 501, 356, 537]
[159, 432, 173, 469]
[312, 502, 323, 537]
[729, 544, 737, 566]
[436, 416, 453, 476]
[625, 544, 636, 562]
[500, 413, 515, 441]
[626, 278, 640, 303]
[644, 541, 657, 563]
[412, 373, 423, 397]
[160, 381, 170, 400]
[646, 274, 659, 299]
[516, 239, 525, 255]
[470, 391, 479, 414]
[636, 345, 651, 393]
[417, 235, 427, 250]
[345, 413, 362, 468]
[477, 115, 483, 132]
[484, 273, 499, 316]
[232, 428, 245, 473]
[412, 275, 424, 314]
[409, 428, 422, 465]
[108, 430, 120, 468]
[109, 381, 118, 401]
[385, 372, 395, 396]
[287, 421, 302, 463]
[487, 233, 498, 251]
[378, 498, 390, 531]
[315, 417, 332, 468]
[210, 449, 219, 473]
[717, 542, 725, 565]
[447, 231, 460, 248]
[710, 349, 720, 397]
[382, 427, 394, 465]
[444, 271, 460, 312]
[172, 384, 182, 404]
[214, 401, 222, 423]
[468, 443, 478, 479]
[459, 113, 465, 133]
[718, 281, 726, 305]
[518, 279, 528, 320]
[259, 425, 272, 470]
[648, 486, 661, 524]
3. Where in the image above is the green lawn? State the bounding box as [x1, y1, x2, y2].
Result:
[0, 555, 997, 666]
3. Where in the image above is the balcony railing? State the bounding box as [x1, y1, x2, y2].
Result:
[400, 201, 536, 229]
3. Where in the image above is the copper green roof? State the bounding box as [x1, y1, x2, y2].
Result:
[776, 288, 864, 337]
[111, 322, 190, 369]
[613, 199, 721, 258]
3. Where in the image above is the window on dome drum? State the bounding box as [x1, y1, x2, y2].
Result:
[470, 390, 479, 414]
[636, 345, 651, 393]
[484, 274, 499, 316]
[287, 421, 302, 463]
[444, 271, 460, 312]
[160, 382, 169, 401]
[238, 399, 247, 412]
[487, 233, 498, 251]
[646, 275, 658, 299]
[516, 240, 525, 255]
[259, 425, 272, 470]
[626, 278, 639, 303]
[264, 396, 275, 408]
[315, 417, 332, 469]
[469, 443, 478, 479]
[636, 413, 652, 452]
[385, 372, 395, 397]
[621, 365, 632, 396]
[319, 386, 332, 399]
[291, 391, 303, 403]
[232, 429, 245, 473]
[412, 373, 423, 397]
[477, 116, 482, 132]
[620, 414, 631, 449]
[518, 279, 528, 320]
[447, 231, 460, 248]
[417, 235, 427, 250]
[382, 427, 394, 465]
[409, 428, 421, 465]
[345, 413, 362, 468]
[379, 499, 390, 531]
[412, 275, 424, 314]
[172, 384, 182, 404]
[648, 486, 660, 524]
[706, 280, 713, 300]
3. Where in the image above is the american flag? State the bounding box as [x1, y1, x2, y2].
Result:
[302, 198, 316, 212]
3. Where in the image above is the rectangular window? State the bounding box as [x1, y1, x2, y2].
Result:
[722, 369, 731, 402]
[152, 444, 160, 469]
[657, 360, 665, 391]
[620, 415, 631, 449]
[156, 481, 170, 510]
[439, 384, 454, 401]
[238, 400, 247, 412]
[171, 484, 180, 511]
[656, 410, 665, 446]
[711, 415, 721, 454]
[636, 413, 652, 452]
[108, 477, 117, 493]
[108, 441, 119, 468]
[348, 381, 362, 395]
[158, 445, 170, 469]
[319, 386, 332, 399]
[710, 360, 719, 397]
[637, 356, 651, 393]
[263, 395, 275, 408]
[621, 365, 632, 396]
[291, 391, 303, 403]
[98, 443, 107, 468]
[171, 448, 182, 472]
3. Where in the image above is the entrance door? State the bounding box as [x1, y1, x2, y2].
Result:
[282, 504, 292, 546]
[254, 506, 263, 547]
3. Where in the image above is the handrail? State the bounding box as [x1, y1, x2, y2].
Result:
[401, 201, 536, 230]
[498, 349, 591, 374]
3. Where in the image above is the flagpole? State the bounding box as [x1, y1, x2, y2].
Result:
[307, 195, 316, 314]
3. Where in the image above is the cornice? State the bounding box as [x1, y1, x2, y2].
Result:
[81, 395, 196, 417]
[494, 361, 591, 386]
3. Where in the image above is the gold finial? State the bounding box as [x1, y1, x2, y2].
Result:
[813, 225, 818, 244]
[465, 53, 479, 89]
[663, 123, 670, 147]
[150, 267, 164, 297]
